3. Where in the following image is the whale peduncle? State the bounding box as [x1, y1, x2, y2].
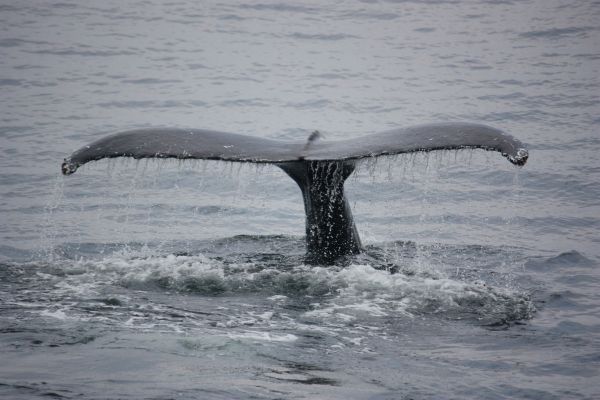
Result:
[277, 160, 362, 264]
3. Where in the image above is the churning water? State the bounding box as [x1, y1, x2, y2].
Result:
[1, 1, 600, 399]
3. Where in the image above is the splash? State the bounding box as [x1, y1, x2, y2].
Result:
[26, 245, 535, 331]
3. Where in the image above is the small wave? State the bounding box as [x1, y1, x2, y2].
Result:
[526, 250, 596, 270]
[0, 38, 53, 47]
[337, 10, 398, 21]
[0, 79, 22, 87]
[25, 48, 138, 57]
[284, 99, 332, 109]
[239, 3, 318, 13]
[39, 309, 69, 320]
[120, 78, 182, 85]
[96, 100, 191, 109]
[519, 26, 597, 39]
[227, 331, 298, 342]
[0, 382, 75, 399]
[219, 98, 270, 107]
[414, 27, 436, 33]
[287, 32, 358, 41]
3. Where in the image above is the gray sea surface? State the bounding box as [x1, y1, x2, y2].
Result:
[1, 0, 600, 399]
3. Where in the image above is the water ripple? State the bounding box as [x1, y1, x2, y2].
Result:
[519, 26, 598, 39]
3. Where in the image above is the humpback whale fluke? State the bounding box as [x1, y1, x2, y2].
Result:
[62, 123, 528, 264]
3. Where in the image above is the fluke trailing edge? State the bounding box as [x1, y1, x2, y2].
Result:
[62, 122, 528, 264]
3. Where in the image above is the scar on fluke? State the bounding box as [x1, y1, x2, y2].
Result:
[62, 122, 528, 264]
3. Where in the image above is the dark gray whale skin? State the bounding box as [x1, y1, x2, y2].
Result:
[62, 122, 528, 264]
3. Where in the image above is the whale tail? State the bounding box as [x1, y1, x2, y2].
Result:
[61, 123, 528, 264]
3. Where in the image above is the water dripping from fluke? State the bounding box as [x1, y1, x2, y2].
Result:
[60, 122, 529, 265]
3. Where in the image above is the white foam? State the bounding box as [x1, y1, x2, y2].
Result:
[37, 250, 532, 334]
[299, 263, 530, 323]
[40, 309, 68, 320]
[227, 331, 298, 342]
[268, 295, 288, 301]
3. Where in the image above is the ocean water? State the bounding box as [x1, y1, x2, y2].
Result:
[1, 0, 600, 399]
